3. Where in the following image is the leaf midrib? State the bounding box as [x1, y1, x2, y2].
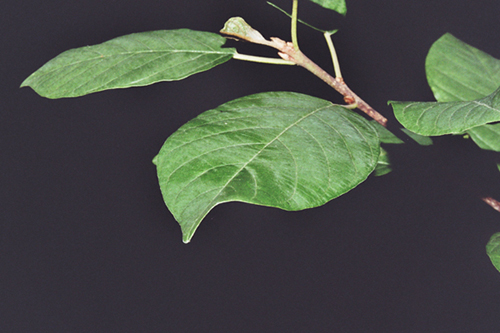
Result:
[178, 104, 332, 222]
[403, 98, 500, 133]
[26, 49, 233, 81]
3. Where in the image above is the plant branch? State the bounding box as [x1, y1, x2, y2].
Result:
[482, 197, 500, 213]
[220, 16, 387, 126]
[271, 37, 387, 126]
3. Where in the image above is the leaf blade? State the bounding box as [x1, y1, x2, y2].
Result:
[21, 29, 235, 98]
[390, 87, 500, 136]
[426, 33, 500, 103]
[154, 92, 379, 242]
[467, 123, 500, 152]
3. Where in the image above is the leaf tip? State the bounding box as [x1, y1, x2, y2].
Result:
[20, 75, 33, 89]
[182, 232, 194, 244]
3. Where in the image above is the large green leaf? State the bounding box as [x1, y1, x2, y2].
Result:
[486, 232, 500, 273]
[21, 29, 235, 98]
[426, 33, 500, 103]
[307, 0, 347, 16]
[153, 92, 380, 243]
[391, 87, 500, 136]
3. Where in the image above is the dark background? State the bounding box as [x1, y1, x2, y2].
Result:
[2, 0, 500, 331]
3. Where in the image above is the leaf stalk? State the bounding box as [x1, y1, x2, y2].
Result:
[233, 52, 295, 65]
[291, 0, 300, 51]
[324, 32, 342, 78]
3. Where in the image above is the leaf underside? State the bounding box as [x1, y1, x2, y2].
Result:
[153, 92, 380, 243]
[486, 232, 500, 273]
[308, 0, 347, 16]
[21, 29, 235, 98]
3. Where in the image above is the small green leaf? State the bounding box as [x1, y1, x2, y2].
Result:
[467, 123, 500, 152]
[486, 232, 500, 273]
[374, 147, 392, 177]
[390, 87, 500, 136]
[220, 17, 269, 45]
[21, 29, 235, 98]
[308, 0, 347, 16]
[426, 33, 500, 103]
[371, 121, 404, 144]
[400, 128, 433, 146]
[154, 92, 380, 243]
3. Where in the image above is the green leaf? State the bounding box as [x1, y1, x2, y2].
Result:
[390, 87, 500, 136]
[424, 33, 500, 150]
[308, 0, 347, 16]
[400, 128, 433, 146]
[467, 123, 500, 152]
[153, 92, 380, 243]
[220, 17, 269, 45]
[21, 29, 235, 98]
[370, 121, 404, 144]
[426, 33, 500, 103]
[486, 232, 500, 273]
[374, 147, 392, 177]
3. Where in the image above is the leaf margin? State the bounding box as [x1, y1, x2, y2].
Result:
[21, 29, 236, 99]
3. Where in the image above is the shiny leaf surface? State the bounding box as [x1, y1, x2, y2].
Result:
[391, 87, 500, 136]
[154, 92, 380, 242]
[21, 29, 235, 98]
